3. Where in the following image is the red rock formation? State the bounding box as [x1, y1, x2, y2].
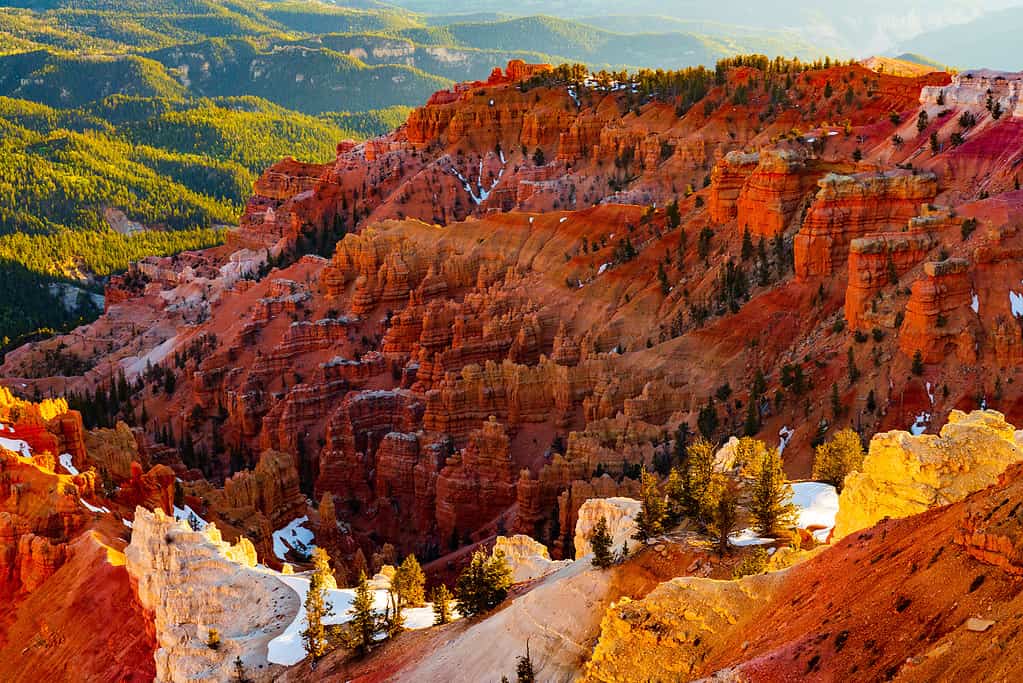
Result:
[845, 232, 936, 330]
[794, 170, 938, 278]
[898, 259, 975, 363]
[434, 417, 517, 545]
[734, 150, 833, 237]
[221, 450, 305, 526]
[709, 151, 759, 223]
[316, 390, 425, 504]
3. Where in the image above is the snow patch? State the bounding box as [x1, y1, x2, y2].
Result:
[81, 499, 110, 514]
[59, 453, 79, 475]
[971, 292, 979, 313]
[729, 528, 775, 546]
[789, 482, 839, 542]
[272, 516, 315, 561]
[597, 262, 611, 275]
[910, 412, 931, 436]
[778, 426, 794, 454]
[0, 432, 32, 459]
[267, 574, 444, 665]
[174, 505, 207, 531]
[1011, 289, 1023, 318]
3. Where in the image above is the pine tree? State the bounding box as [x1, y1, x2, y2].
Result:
[912, 350, 925, 376]
[831, 382, 843, 419]
[232, 656, 251, 683]
[750, 447, 797, 536]
[741, 227, 753, 261]
[589, 516, 614, 568]
[302, 548, 335, 661]
[430, 584, 453, 625]
[666, 199, 681, 229]
[664, 467, 686, 525]
[707, 476, 739, 556]
[813, 428, 865, 492]
[455, 549, 512, 617]
[685, 437, 717, 524]
[743, 398, 760, 436]
[632, 469, 666, 541]
[517, 641, 536, 683]
[394, 554, 426, 608]
[345, 571, 379, 657]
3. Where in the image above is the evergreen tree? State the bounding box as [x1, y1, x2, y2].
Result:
[394, 554, 426, 608]
[589, 516, 614, 568]
[831, 382, 843, 419]
[430, 584, 453, 625]
[697, 398, 719, 439]
[632, 469, 666, 541]
[664, 466, 686, 525]
[455, 549, 513, 617]
[232, 657, 251, 683]
[302, 548, 336, 661]
[707, 476, 739, 556]
[666, 199, 681, 229]
[750, 448, 797, 536]
[912, 350, 925, 376]
[517, 641, 536, 683]
[684, 437, 718, 524]
[743, 398, 760, 436]
[344, 571, 380, 657]
[741, 227, 753, 261]
[813, 428, 865, 492]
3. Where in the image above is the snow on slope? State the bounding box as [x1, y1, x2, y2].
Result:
[0, 424, 32, 459]
[730, 481, 839, 546]
[272, 516, 315, 561]
[267, 575, 440, 665]
[790, 482, 839, 542]
[59, 453, 79, 475]
[173, 505, 207, 530]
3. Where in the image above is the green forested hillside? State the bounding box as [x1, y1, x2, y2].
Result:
[0, 91, 400, 347]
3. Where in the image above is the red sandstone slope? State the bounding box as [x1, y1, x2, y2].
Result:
[588, 462, 1023, 682]
[6, 60, 1023, 580]
[0, 392, 155, 682]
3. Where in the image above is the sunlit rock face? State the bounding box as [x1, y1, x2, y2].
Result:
[834, 410, 1023, 539]
[126, 507, 296, 683]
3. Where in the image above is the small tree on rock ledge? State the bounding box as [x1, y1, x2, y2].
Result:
[590, 516, 614, 568]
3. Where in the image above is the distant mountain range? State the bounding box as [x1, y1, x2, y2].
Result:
[894, 6, 1023, 71]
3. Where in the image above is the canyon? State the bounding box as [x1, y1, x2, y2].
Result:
[4, 55, 1023, 681]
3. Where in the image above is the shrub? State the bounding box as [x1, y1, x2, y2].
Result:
[732, 547, 769, 578]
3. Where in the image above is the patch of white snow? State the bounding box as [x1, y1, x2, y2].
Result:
[267, 574, 447, 665]
[778, 426, 794, 454]
[59, 453, 79, 475]
[789, 482, 839, 542]
[910, 412, 931, 436]
[272, 516, 315, 561]
[81, 499, 110, 514]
